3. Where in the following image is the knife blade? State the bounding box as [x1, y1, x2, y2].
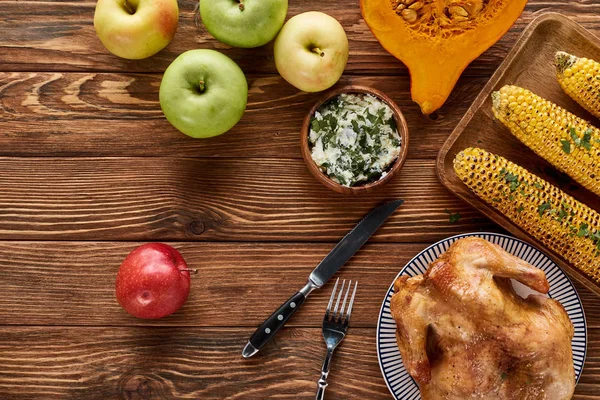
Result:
[242, 199, 404, 358]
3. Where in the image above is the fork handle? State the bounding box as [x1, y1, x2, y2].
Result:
[316, 348, 334, 400]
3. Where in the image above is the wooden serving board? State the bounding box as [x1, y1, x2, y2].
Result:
[437, 12, 600, 297]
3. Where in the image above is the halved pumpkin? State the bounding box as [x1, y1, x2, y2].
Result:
[360, 0, 527, 114]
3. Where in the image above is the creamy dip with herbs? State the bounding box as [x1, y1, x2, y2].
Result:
[308, 93, 401, 187]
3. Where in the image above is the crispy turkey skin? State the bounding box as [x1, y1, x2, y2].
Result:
[390, 237, 575, 400]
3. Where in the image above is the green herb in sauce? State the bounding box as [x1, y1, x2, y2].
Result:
[308, 93, 401, 187]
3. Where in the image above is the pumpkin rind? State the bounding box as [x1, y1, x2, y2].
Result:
[360, 0, 527, 114]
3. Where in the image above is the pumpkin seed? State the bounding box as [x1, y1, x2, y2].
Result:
[463, 0, 484, 15]
[401, 8, 418, 22]
[449, 6, 469, 17]
[395, 3, 406, 11]
[403, 0, 415, 5]
[408, 1, 423, 10]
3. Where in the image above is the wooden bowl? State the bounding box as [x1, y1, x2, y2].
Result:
[300, 85, 409, 195]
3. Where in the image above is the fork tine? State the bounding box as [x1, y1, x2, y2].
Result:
[332, 280, 346, 318]
[344, 282, 358, 323]
[337, 280, 352, 323]
[325, 278, 339, 319]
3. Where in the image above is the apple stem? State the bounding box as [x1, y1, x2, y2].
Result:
[180, 268, 199, 275]
[198, 80, 205, 93]
[123, 0, 135, 14]
[312, 47, 325, 57]
[238, 0, 245, 11]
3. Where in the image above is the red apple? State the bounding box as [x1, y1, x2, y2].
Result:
[115, 243, 191, 319]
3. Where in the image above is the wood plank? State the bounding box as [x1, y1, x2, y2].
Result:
[0, 326, 598, 399]
[0, 73, 482, 159]
[0, 241, 598, 329]
[0, 2, 598, 75]
[0, 157, 496, 241]
[0, 242, 425, 328]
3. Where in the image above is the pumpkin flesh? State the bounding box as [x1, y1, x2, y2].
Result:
[360, 0, 528, 114]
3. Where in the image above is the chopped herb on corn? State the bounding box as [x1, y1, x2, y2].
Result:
[555, 51, 600, 119]
[492, 85, 600, 197]
[453, 147, 600, 282]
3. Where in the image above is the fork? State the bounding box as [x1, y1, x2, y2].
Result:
[316, 278, 358, 400]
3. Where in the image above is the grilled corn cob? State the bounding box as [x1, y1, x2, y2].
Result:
[555, 51, 600, 119]
[454, 147, 600, 282]
[492, 85, 600, 196]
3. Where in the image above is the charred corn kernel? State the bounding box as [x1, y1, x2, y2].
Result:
[556, 51, 600, 119]
[454, 148, 600, 282]
[492, 85, 600, 197]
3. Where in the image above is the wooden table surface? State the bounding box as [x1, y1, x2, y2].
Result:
[0, 1, 599, 399]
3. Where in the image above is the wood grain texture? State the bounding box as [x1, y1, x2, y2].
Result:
[0, 72, 481, 159]
[0, 326, 598, 399]
[0, 1, 599, 75]
[0, 241, 598, 329]
[1, 0, 599, 398]
[0, 157, 495, 241]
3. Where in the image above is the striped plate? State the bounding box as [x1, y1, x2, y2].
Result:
[376, 232, 587, 400]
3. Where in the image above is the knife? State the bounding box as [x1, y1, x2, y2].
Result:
[242, 199, 404, 358]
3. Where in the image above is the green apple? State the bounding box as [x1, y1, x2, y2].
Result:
[94, 0, 179, 60]
[159, 50, 248, 139]
[200, 0, 288, 48]
[274, 12, 349, 92]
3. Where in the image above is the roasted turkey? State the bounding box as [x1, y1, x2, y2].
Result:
[390, 237, 575, 400]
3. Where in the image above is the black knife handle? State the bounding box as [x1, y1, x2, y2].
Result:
[248, 291, 306, 352]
